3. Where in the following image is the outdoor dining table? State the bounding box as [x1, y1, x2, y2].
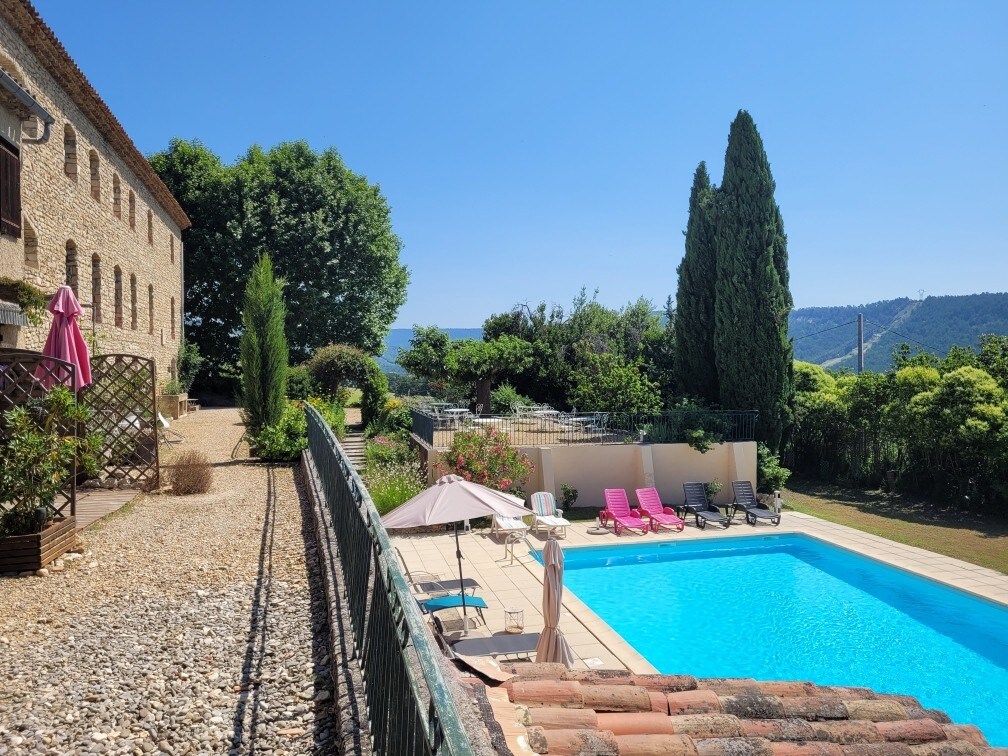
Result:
[443, 407, 469, 428]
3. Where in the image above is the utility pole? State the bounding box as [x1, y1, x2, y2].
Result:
[857, 313, 864, 374]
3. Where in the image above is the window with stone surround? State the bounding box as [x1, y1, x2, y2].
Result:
[147, 209, 153, 245]
[148, 285, 154, 334]
[128, 190, 136, 230]
[23, 219, 37, 268]
[114, 266, 123, 328]
[170, 297, 176, 340]
[112, 174, 121, 219]
[65, 241, 78, 295]
[91, 254, 102, 323]
[89, 150, 100, 201]
[130, 274, 138, 330]
[0, 139, 21, 237]
[63, 125, 77, 181]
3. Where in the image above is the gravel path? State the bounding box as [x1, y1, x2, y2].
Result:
[0, 408, 339, 755]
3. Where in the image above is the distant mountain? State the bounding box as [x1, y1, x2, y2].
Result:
[790, 293, 1008, 371]
[378, 328, 482, 373]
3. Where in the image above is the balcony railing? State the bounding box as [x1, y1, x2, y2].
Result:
[410, 406, 758, 450]
[306, 404, 471, 755]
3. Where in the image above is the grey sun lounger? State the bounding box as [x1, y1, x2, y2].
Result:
[433, 617, 539, 660]
[731, 480, 782, 526]
[395, 546, 481, 596]
[681, 482, 730, 530]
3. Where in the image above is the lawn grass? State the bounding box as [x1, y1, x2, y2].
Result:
[784, 478, 1008, 574]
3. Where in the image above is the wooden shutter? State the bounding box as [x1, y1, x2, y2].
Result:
[0, 139, 21, 238]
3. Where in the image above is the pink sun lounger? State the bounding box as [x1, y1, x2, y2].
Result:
[600, 489, 650, 536]
[635, 487, 686, 532]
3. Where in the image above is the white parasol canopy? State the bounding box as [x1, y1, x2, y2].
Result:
[381, 474, 532, 528]
[382, 474, 532, 628]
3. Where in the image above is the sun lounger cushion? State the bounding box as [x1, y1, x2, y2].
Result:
[420, 594, 488, 613]
[451, 632, 541, 658]
[535, 515, 568, 528]
[414, 578, 480, 595]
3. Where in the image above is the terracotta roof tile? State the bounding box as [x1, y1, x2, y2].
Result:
[485, 664, 996, 755]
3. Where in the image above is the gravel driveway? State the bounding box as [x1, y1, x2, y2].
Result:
[0, 408, 338, 755]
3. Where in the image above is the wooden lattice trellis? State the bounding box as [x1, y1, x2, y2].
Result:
[79, 354, 159, 490]
[0, 348, 77, 518]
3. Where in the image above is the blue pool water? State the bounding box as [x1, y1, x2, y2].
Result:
[544, 534, 1008, 745]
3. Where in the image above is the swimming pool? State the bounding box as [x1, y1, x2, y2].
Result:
[546, 534, 1008, 745]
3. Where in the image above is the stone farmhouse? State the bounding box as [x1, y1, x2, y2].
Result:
[0, 0, 189, 380]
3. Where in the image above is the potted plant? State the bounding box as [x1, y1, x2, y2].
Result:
[0, 388, 101, 570]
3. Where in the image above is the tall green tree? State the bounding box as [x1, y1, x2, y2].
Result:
[713, 111, 794, 451]
[240, 255, 288, 432]
[674, 162, 719, 403]
[150, 139, 408, 378]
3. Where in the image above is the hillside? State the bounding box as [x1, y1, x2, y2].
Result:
[790, 293, 1008, 371]
[378, 328, 482, 373]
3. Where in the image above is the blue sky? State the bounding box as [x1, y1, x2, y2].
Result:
[36, 1, 1008, 328]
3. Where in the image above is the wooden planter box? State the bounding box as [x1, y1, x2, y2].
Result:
[0, 517, 76, 572]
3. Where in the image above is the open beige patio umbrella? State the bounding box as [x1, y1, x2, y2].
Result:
[535, 537, 575, 667]
[382, 474, 532, 623]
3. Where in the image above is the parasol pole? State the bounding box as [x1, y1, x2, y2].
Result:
[454, 521, 468, 634]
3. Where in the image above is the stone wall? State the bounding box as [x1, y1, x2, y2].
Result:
[0, 15, 183, 381]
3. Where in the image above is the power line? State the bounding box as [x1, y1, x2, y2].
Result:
[793, 319, 858, 341]
[863, 318, 940, 353]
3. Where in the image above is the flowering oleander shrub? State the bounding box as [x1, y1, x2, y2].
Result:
[436, 427, 534, 496]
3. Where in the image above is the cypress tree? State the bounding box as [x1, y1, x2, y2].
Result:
[673, 162, 719, 403]
[240, 254, 289, 432]
[713, 111, 794, 451]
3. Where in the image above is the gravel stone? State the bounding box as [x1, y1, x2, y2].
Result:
[0, 408, 339, 754]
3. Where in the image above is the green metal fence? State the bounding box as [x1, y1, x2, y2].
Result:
[305, 405, 472, 756]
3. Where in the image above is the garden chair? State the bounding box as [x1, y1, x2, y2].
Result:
[600, 489, 650, 536]
[157, 412, 184, 446]
[394, 547, 481, 596]
[529, 491, 570, 538]
[731, 480, 782, 526]
[634, 487, 686, 532]
[681, 482, 730, 530]
[491, 513, 528, 540]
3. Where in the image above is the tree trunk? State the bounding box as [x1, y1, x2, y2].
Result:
[474, 379, 492, 415]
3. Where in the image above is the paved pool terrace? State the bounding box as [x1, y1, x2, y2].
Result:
[391, 510, 1008, 673]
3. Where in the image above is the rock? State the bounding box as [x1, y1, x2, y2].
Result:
[35, 568, 49, 577]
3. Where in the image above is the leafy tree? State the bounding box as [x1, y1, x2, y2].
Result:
[641, 296, 677, 403]
[569, 353, 662, 414]
[396, 325, 452, 382]
[240, 255, 288, 433]
[713, 110, 793, 452]
[176, 338, 204, 393]
[978, 334, 1008, 388]
[445, 336, 532, 411]
[150, 139, 408, 377]
[793, 361, 836, 393]
[674, 162, 719, 403]
[308, 343, 388, 426]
